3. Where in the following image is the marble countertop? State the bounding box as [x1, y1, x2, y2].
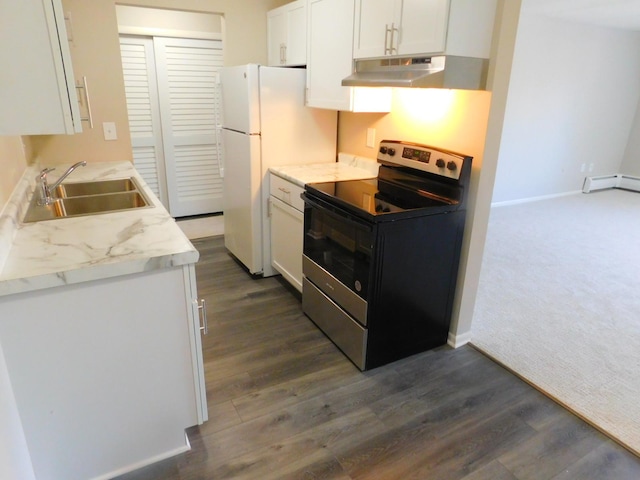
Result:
[0, 162, 198, 297]
[269, 153, 379, 187]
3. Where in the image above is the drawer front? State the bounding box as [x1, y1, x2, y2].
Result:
[270, 174, 305, 211]
[302, 277, 367, 370]
[303, 255, 368, 326]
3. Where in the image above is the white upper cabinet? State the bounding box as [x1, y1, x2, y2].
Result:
[267, 0, 307, 66]
[353, 0, 497, 60]
[306, 0, 391, 112]
[354, 0, 449, 59]
[0, 0, 82, 135]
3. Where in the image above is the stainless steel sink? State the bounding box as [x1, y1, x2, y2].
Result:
[53, 178, 138, 198]
[23, 177, 152, 223]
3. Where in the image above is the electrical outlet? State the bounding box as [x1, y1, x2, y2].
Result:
[589, 163, 594, 172]
[581, 163, 586, 173]
[103, 122, 117, 141]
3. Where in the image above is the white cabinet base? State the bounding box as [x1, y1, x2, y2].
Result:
[0, 265, 206, 480]
[271, 195, 304, 292]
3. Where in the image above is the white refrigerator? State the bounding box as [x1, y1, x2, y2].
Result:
[220, 64, 337, 276]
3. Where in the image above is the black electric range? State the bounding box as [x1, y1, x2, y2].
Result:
[300, 140, 473, 370]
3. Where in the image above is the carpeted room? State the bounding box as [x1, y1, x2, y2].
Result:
[471, 0, 640, 456]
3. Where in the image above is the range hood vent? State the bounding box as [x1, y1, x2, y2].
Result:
[342, 55, 489, 90]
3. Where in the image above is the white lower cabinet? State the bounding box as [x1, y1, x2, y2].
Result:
[270, 174, 305, 292]
[0, 265, 207, 480]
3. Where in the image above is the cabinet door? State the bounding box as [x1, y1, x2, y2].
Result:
[307, 0, 355, 109]
[0, 267, 205, 480]
[397, 0, 449, 56]
[353, 0, 395, 59]
[285, 1, 307, 66]
[267, 7, 287, 65]
[0, 0, 81, 135]
[182, 264, 208, 424]
[270, 196, 304, 292]
[307, 0, 392, 111]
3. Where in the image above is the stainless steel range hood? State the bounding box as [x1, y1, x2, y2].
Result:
[342, 55, 489, 90]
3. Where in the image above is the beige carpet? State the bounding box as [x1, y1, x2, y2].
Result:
[472, 188, 640, 455]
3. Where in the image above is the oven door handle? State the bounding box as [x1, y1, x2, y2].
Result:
[301, 192, 373, 230]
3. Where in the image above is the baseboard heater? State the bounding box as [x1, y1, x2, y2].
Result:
[582, 174, 640, 193]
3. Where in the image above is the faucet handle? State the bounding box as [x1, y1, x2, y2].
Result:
[38, 167, 55, 180]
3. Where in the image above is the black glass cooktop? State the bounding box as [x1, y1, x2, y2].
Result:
[305, 175, 459, 221]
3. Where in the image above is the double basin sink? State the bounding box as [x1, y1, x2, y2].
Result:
[23, 177, 152, 223]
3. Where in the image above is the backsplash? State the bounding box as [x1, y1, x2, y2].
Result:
[0, 165, 34, 272]
[0, 137, 28, 209]
[337, 153, 379, 176]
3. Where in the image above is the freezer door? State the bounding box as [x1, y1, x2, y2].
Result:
[219, 64, 260, 134]
[222, 128, 263, 274]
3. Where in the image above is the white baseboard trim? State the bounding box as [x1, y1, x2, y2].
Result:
[492, 190, 582, 208]
[448, 330, 472, 348]
[582, 173, 640, 193]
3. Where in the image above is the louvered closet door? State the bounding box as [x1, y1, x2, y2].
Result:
[119, 37, 168, 206]
[154, 37, 224, 217]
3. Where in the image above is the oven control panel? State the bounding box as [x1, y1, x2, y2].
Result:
[377, 140, 467, 180]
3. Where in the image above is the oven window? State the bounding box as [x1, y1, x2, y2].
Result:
[303, 203, 373, 300]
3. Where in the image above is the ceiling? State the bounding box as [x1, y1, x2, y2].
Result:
[523, 0, 640, 31]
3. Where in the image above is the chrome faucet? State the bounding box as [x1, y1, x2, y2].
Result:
[37, 161, 87, 205]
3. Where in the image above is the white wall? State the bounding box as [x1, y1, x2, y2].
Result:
[492, 13, 640, 203]
[621, 98, 640, 176]
[116, 5, 222, 39]
[0, 137, 27, 208]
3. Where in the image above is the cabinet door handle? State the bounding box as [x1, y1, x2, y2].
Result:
[278, 187, 291, 194]
[198, 299, 208, 335]
[384, 24, 391, 55]
[280, 43, 286, 64]
[390, 22, 398, 54]
[75, 76, 94, 128]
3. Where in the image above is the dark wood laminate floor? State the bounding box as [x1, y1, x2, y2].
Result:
[116, 236, 640, 480]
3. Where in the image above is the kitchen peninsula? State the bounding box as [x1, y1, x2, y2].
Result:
[0, 162, 206, 480]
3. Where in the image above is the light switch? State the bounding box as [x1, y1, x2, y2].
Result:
[103, 122, 117, 141]
[366, 128, 376, 148]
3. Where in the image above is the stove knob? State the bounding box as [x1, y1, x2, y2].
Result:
[447, 161, 457, 171]
[379, 146, 388, 154]
[388, 148, 396, 156]
[436, 158, 445, 168]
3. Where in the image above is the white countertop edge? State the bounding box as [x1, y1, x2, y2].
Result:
[0, 161, 198, 298]
[0, 251, 198, 297]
